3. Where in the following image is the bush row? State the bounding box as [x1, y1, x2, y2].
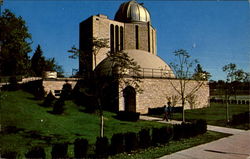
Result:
[230, 112, 250, 125]
[6, 120, 207, 158]
[210, 98, 249, 105]
[148, 106, 183, 115]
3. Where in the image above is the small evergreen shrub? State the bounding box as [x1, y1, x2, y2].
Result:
[51, 143, 68, 158]
[25, 146, 46, 159]
[1, 150, 18, 158]
[148, 107, 164, 115]
[231, 112, 249, 125]
[52, 99, 65, 114]
[124, 132, 138, 152]
[74, 138, 88, 158]
[7, 76, 20, 91]
[139, 129, 151, 149]
[195, 119, 207, 135]
[151, 128, 161, 145]
[110, 133, 125, 155]
[60, 82, 72, 100]
[116, 111, 140, 121]
[95, 137, 109, 158]
[159, 126, 173, 144]
[173, 124, 183, 140]
[42, 91, 56, 107]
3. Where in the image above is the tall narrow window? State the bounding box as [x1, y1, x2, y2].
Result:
[115, 25, 119, 52]
[152, 30, 154, 54]
[135, 25, 139, 49]
[120, 26, 124, 50]
[110, 24, 114, 53]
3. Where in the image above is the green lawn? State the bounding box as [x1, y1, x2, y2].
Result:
[171, 103, 249, 129]
[0, 90, 165, 157]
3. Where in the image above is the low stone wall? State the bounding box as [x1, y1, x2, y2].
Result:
[119, 78, 209, 114]
[42, 78, 80, 97]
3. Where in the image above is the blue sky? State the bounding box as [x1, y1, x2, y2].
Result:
[2, 0, 250, 80]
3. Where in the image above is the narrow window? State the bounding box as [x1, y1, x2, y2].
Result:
[110, 24, 114, 53]
[152, 30, 154, 54]
[135, 25, 139, 49]
[120, 26, 124, 50]
[115, 25, 119, 52]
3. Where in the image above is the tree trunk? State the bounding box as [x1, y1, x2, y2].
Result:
[182, 97, 185, 123]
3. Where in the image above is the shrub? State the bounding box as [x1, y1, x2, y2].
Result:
[51, 143, 68, 158]
[25, 146, 46, 159]
[148, 107, 164, 115]
[60, 82, 72, 100]
[116, 111, 140, 121]
[74, 138, 88, 158]
[231, 112, 249, 125]
[52, 99, 65, 114]
[110, 133, 125, 155]
[151, 128, 161, 145]
[7, 76, 20, 91]
[159, 127, 173, 144]
[95, 137, 109, 158]
[42, 91, 56, 107]
[173, 124, 183, 140]
[195, 119, 207, 135]
[139, 129, 151, 149]
[1, 150, 18, 158]
[124, 132, 138, 152]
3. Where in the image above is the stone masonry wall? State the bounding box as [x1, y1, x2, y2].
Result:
[119, 78, 209, 114]
[42, 78, 79, 97]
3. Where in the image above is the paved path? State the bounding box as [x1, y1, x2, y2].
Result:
[140, 115, 250, 159]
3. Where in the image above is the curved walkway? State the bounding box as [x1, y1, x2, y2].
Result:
[140, 115, 250, 159]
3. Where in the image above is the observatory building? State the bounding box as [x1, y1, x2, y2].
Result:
[79, 0, 209, 113]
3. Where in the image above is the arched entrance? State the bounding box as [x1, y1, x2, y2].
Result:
[123, 86, 136, 112]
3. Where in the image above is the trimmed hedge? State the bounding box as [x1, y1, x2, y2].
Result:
[110, 133, 125, 155]
[74, 138, 88, 158]
[116, 111, 140, 121]
[95, 137, 109, 158]
[52, 99, 65, 114]
[124, 132, 138, 152]
[42, 91, 56, 107]
[231, 112, 250, 125]
[25, 146, 46, 159]
[51, 143, 68, 158]
[139, 129, 151, 149]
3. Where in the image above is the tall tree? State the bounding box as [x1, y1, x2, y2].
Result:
[31, 45, 45, 76]
[170, 49, 209, 122]
[0, 9, 32, 76]
[222, 63, 246, 122]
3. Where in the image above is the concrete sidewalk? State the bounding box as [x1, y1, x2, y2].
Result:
[140, 115, 250, 159]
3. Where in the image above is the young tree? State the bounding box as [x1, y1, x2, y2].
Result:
[169, 49, 209, 122]
[68, 38, 141, 137]
[0, 9, 32, 76]
[193, 64, 211, 80]
[222, 63, 246, 122]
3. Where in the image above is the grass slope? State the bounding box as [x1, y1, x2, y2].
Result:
[0, 90, 165, 157]
[172, 103, 249, 129]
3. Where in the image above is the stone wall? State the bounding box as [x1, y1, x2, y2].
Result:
[119, 78, 210, 114]
[42, 78, 80, 97]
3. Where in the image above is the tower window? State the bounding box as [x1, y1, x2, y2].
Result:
[110, 24, 114, 53]
[135, 25, 139, 49]
[115, 25, 119, 52]
[120, 26, 124, 50]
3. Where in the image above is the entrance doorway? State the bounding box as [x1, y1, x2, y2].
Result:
[123, 86, 136, 112]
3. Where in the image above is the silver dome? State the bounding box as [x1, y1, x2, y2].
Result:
[114, 0, 151, 23]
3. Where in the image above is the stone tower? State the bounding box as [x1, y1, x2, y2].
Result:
[79, 0, 157, 77]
